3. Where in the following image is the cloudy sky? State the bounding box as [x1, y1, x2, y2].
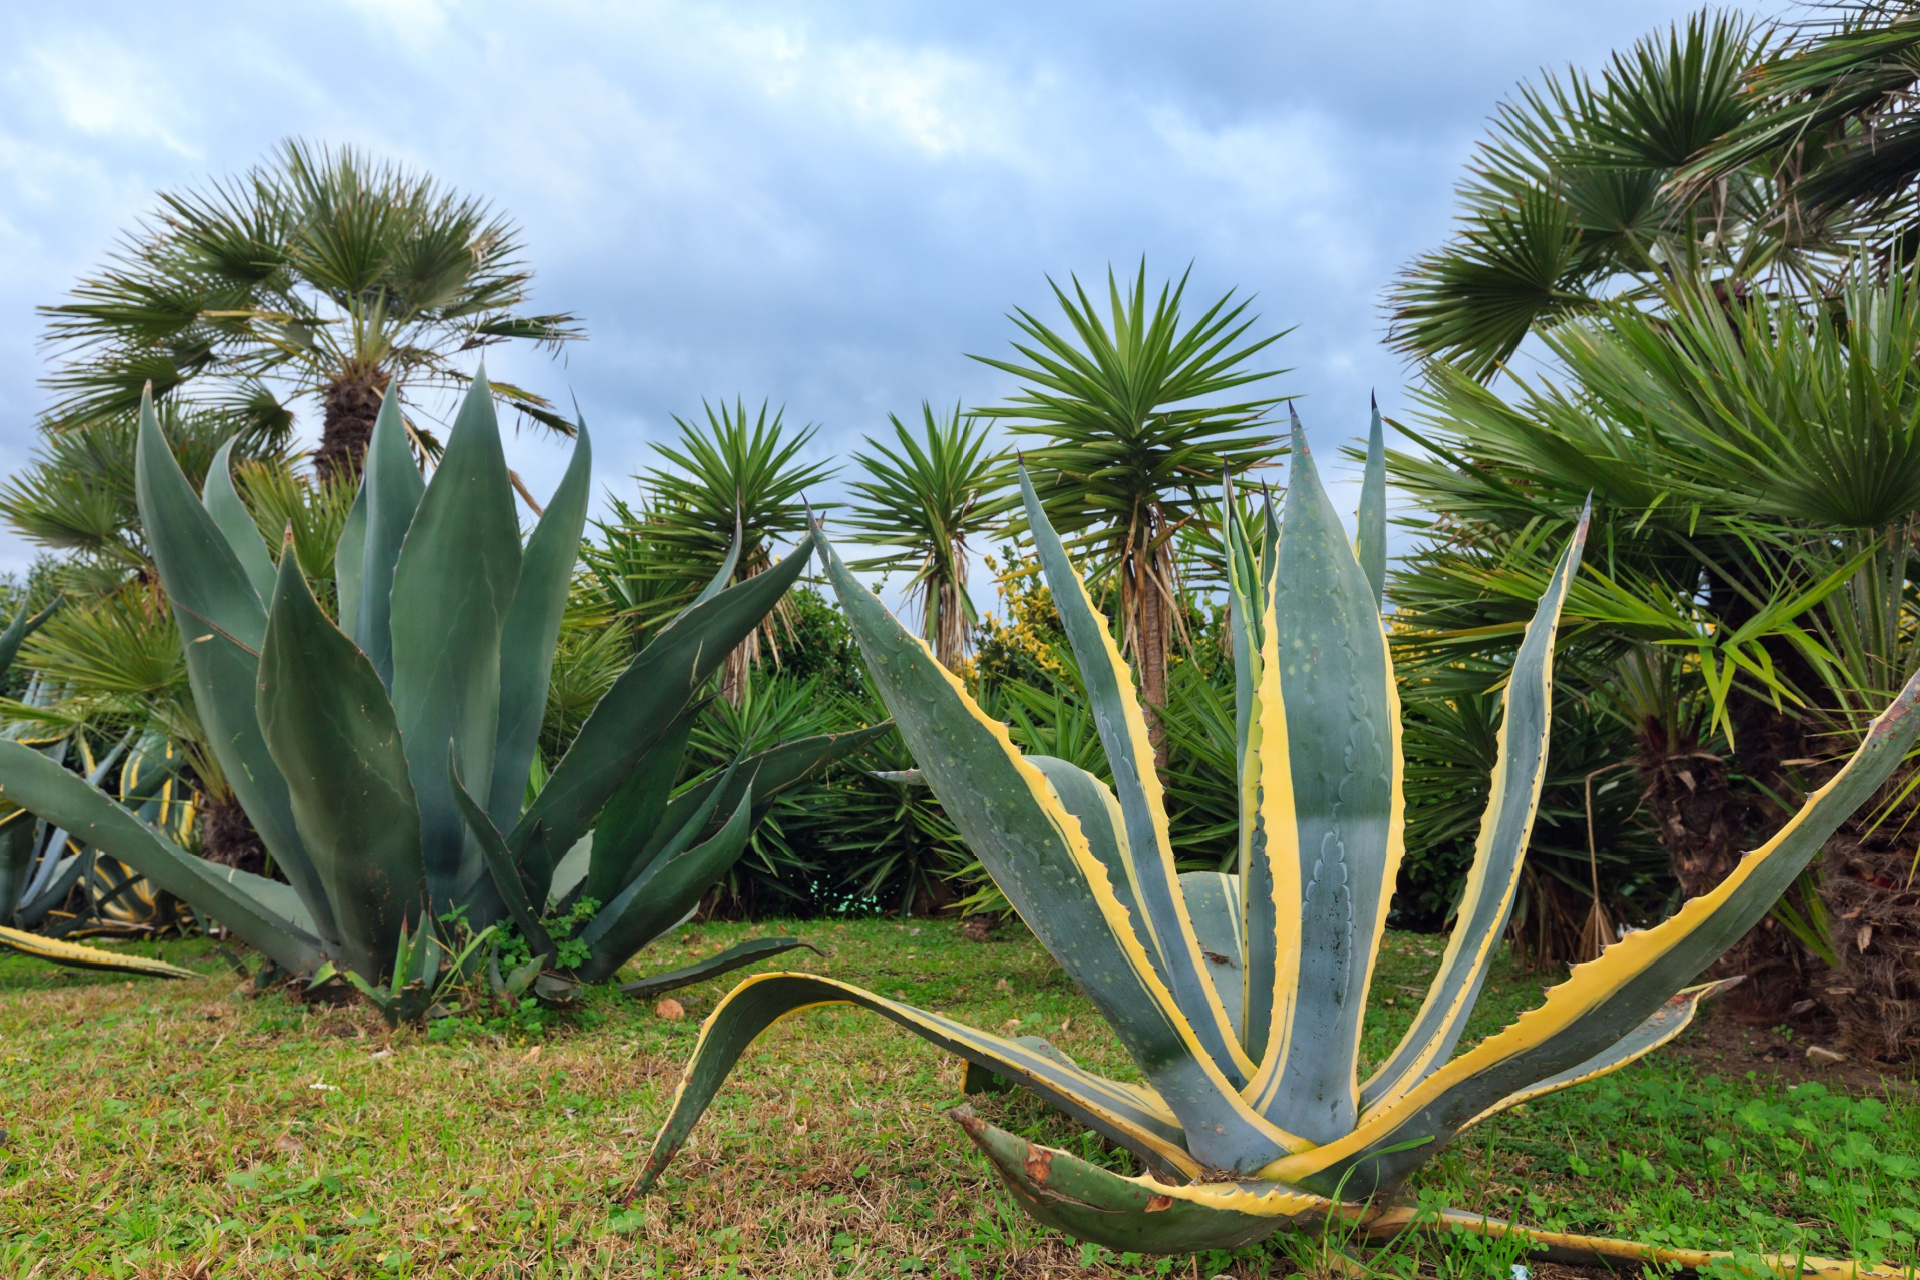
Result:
[0, 0, 1752, 583]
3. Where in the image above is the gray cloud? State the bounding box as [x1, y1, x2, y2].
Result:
[0, 0, 1736, 581]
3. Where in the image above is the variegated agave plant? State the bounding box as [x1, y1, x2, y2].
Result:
[637, 408, 1920, 1278]
[0, 377, 882, 1015]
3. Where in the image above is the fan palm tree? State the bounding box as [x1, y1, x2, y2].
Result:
[970, 263, 1287, 741]
[843, 403, 1008, 670]
[1390, 261, 1920, 1023]
[1386, 12, 1854, 380]
[635, 399, 837, 702]
[39, 138, 581, 481]
[1679, 2, 1920, 234]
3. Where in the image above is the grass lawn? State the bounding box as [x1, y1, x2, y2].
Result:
[2, 919, 1917, 1278]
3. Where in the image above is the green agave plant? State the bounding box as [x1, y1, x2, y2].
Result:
[0, 377, 884, 1012]
[636, 407, 1920, 1277]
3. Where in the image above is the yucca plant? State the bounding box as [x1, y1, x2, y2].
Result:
[0, 377, 883, 1010]
[844, 402, 1007, 670]
[635, 408, 1920, 1276]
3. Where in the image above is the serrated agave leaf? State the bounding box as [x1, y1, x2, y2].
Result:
[1224, 474, 1262, 789]
[489, 417, 592, 832]
[509, 534, 816, 877]
[258, 547, 428, 983]
[1180, 871, 1245, 1039]
[820, 530, 1305, 1171]
[1026, 756, 1138, 918]
[449, 748, 553, 961]
[1461, 978, 1741, 1131]
[1362, 509, 1589, 1114]
[1239, 585, 1301, 1079]
[1272, 662, 1920, 1200]
[636, 723, 896, 872]
[0, 924, 198, 978]
[1264, 408, 1405, 1145]
[389, 373, 523, 919]
[954, 1108, 1331, 1254]
[0, 741, 323, 975]
[334, 467, 368, 639]
[637, 973, 1199, 1193]
[618, 936, 822, 1000]
[201, 437, 276, 605]
[353, 389, 427, 685]
[573, 789, 753, 982]
[135, 390, 335, 944]
[1016, 467, 1252, 1087]
[1355, 397, 1388, 607]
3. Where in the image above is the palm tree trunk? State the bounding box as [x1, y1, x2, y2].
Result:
[1637, 703, 1815, 1021]
[315, 363, 390, 484]
[1129, 539, 1172, 766]
[932, 569, 969, 671]
[201, 793, 268, 875]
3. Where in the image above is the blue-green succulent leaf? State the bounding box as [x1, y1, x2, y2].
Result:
[134, 389, 335, 945]
[389, 373, 522, 918]
[258, 544, 427, 983]
[202, 437, 276, 605]
[489, 417, 593, 832]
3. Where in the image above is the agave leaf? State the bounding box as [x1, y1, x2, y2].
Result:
[257, 546, 427, 983]
[1223, 473, 1262, 785]
[1277, 661, 1920, 1198]
[638, 723, 897, 869]
[820, 529, 1304, 1171]
[1238, 581, 1300, 1080]
[1024, 755, 1138, 917]
[352, 390, 427, 684]
[679, 515, 744, 617]
[508, 534, 816, 876]
[1354, 398, 1388, 607]
[1179, 871, 1246, 1039]
[580, 702, 704, 910]
[202, 437, 276, 605]
[1362, 506, 1589, 1113]
[953, 1107, 1319, 1254]
[602, 759, 739, 912]
[489, 416, 593, 832]
[449, 747, 555, 962]
[573, 789, 754, 982]
[0, 924, 198, 978]
[1264, 409, 1405, 1145]
[334, 464, 368, 639]
[389, 374, 523, 918]
[1, 809, 35, 921]
[1363, 1208, 1920, 1278]
[134, 391, 335, 945]
[636, 973, 1199, 1193]
[0, 740, 323, 975]
[618, 936, 823, 1000]
[199, 860, 316, 937]
[1016, 466, 1252, 1087]
[1462, 978, 1741, 1130]
[0, 597, 59, 679]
